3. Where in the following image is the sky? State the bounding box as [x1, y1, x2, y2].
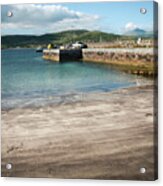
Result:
[1, 1, 154, 35]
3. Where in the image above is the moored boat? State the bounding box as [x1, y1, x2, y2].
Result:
[36, 47, 43, 52]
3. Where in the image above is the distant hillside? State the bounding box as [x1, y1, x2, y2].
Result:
[2, 29, 141, 49]
[125, 28, 154, 37]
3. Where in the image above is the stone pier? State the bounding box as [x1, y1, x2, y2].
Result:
[82, 48, 156, 75]
[43, 48, 157, 75]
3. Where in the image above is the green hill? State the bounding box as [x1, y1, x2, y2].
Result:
[2, 29, 135, 49]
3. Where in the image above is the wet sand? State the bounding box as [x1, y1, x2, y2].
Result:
[1, 85, 157, 180]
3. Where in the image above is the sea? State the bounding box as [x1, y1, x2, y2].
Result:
[1, 48, 139, 109]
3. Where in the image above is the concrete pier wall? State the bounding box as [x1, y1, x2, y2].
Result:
[82, 48, 154, 64]
[60, 49, 82, 61]
[43, 49, 60, 62]
[43, 48, 157, 75]
[82, 48, 156, 75]
[43, 49, 82, 62]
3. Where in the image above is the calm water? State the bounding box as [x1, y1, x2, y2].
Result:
[2, 49, 137, 109]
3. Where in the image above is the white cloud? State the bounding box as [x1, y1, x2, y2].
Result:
[1, 4, 99, 35]
[125, 22, 138, 31]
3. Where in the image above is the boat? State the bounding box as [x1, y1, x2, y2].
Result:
[36, 47, 43, 52]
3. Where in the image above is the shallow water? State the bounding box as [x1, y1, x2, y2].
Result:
[2, 48, 139, 109]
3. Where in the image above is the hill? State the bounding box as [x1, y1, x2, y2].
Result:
[125, 28, 154, 37]
[2, 30, 132, 49]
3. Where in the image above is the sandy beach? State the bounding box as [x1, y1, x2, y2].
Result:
[1, 85, 157, 180]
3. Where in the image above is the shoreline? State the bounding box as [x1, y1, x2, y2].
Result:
[1, 78, 153, 111]
[1, 84, 157, 180]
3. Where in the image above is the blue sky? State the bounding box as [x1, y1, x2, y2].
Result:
[1, 1, 154, 35]
[64, 1, 154, 32]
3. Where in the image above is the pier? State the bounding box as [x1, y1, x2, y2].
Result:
[43, 48, 157, 75]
